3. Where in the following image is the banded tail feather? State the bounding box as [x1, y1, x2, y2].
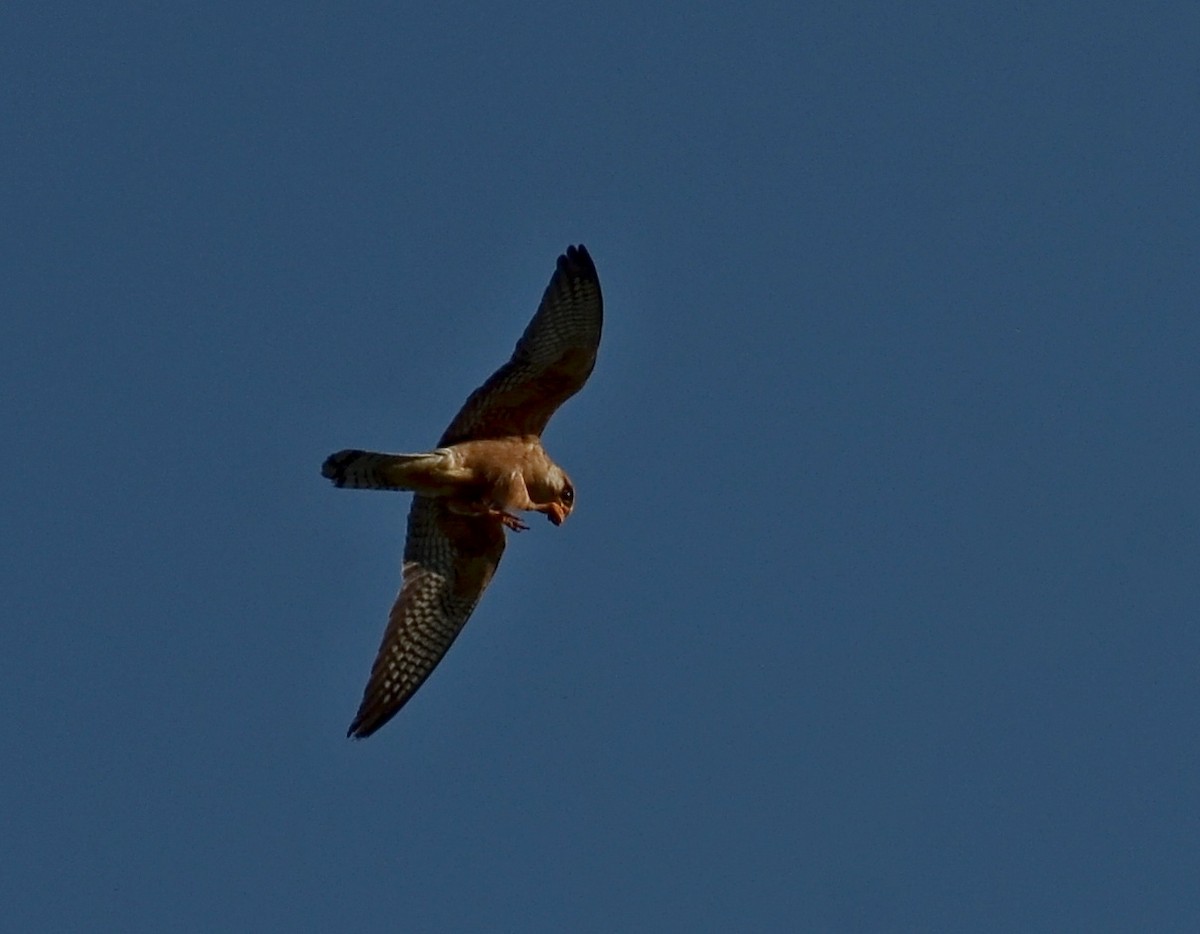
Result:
[321, 449, 445, 491]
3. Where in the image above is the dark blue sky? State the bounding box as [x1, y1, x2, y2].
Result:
[4, 3, 1198, 930]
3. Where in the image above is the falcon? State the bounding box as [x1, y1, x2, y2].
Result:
[322, 245, 603, 738]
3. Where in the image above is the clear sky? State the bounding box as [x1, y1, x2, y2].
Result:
[3, 3, 1198, 931]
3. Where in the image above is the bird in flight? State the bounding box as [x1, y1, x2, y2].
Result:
[322, 245, 603, 738]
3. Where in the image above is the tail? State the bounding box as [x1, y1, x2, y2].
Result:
[321, 449, 445, 491]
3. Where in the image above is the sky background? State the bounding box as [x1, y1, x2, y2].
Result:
[3, 3, 1198, 931]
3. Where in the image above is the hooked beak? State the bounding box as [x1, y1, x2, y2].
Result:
[547, 503, 568, 526]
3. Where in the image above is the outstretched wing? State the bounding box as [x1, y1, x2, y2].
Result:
[439, 244, 603, 446]
[346, 496, 506, 738]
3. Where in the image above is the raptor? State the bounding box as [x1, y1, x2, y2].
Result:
[322, 245, 603, 738]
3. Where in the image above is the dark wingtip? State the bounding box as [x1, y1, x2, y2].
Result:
[346, 710, 391, 740]
[346, 714, 370, 740]
[559, 243, 596, 278]
[345, 694, 405, 739]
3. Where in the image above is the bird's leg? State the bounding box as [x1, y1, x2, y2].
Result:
[460, 501, 528, 531]
[492, 509, 529, 532]
[446, 473, 530, 530]
[446, 498, 528, 530]
[483, 471, 533, 531]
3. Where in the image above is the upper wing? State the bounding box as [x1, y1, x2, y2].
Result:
[346, 496, 506, 738]
[438, 244, 603, 446]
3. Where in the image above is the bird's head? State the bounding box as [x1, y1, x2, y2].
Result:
[545, 467, 575, 526]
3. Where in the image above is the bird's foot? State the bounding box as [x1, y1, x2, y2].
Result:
[493, 509, 529, 532]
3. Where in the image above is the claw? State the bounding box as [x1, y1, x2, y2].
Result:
[496, 510, 529, 532]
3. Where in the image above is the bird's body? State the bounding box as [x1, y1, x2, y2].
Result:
[322, 245, 602, 738]
[322, 437, 573, 529]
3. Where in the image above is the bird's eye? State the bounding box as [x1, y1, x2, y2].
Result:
[561, 485, 574, 505]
